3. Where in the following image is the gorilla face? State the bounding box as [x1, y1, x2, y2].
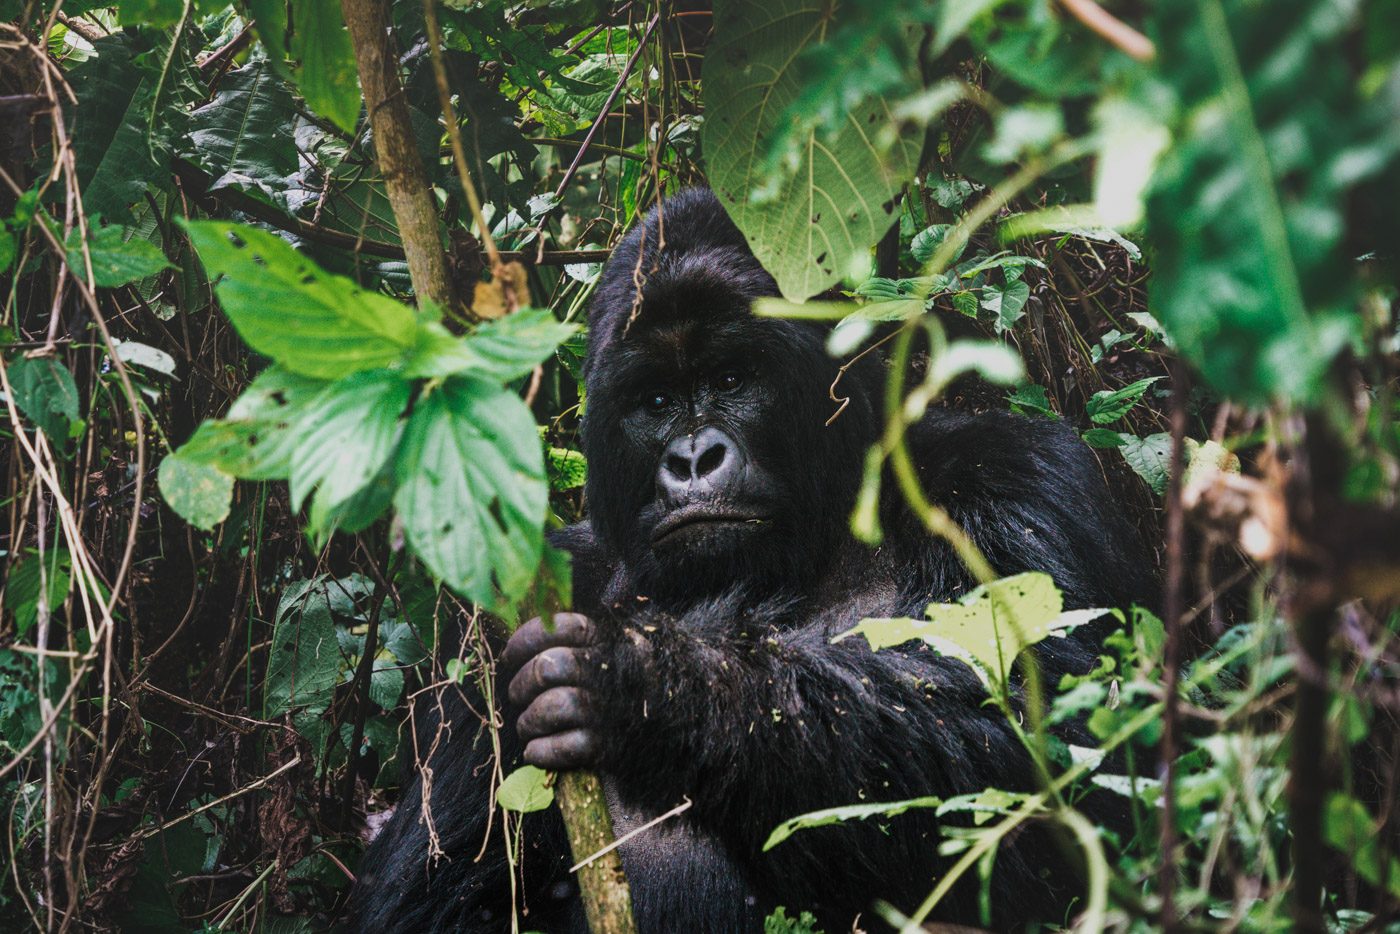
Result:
[580, 193, 882, 600]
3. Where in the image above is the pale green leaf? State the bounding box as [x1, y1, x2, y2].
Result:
[405, 309, 578, 382]
[158, 453, 234, 531]
[498, 765, 554, 813]
[764, 796, 942, 851]
[176, 367, 328, 480]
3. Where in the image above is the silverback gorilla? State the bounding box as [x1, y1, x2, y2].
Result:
[349, 189, 1154, 932]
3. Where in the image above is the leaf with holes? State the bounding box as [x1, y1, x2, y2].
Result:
[176, 367, 328, 481]
[405, 308, 578, 382]
[182, 221, 418, 379]
[394, 377, 547, 607]
[703, 0, 919, 300]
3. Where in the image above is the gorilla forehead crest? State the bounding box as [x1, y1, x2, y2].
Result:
[586, 189, 779, 366]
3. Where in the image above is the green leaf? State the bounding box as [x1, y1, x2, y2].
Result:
[980, 278, 1030, 332]
[703, 0, 919, 300]
[1086, 376, 1161, 424]
[177, 367, 328, 480]
[546, 446, 587, 492]
[1119, 432, 1173, 495]
[6, 356, 80, 443]
[5, 549, 72, 638]
[837, 572, 1105, 688]
[764, 796, 942, 851]
[1007, 383, 1057, 419]
[69, 37, 185, 224]
[1146, 0, 1400, 403]
[1324, 794, 1400, 897]
[1082, 427, 1128, 449]
[498, 765, 554, 813]
[369, 656, 403, 710]
[287, 370, 410, 519]
[0, 230, 16, 273]
[934, 0, 1007, 55]
[65, 224, 172, 288]
[264, 578, 342, 718]
[158, 453, 234, 531]
[911, 224, 967, 266]
[182, 221, 418, 379]
[394, 378, 547, 606]
[118, 0, 184, 27]
[405, 309, 579, 382]
[187, 59, 299, 195]
[292, 0, 361, 134]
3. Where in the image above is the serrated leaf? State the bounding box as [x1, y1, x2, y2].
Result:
[764, 796, 942, 852]
[158, 453, 234, 530]
[498, 765, 554, 813]
[187, 59, 299, 194]
[405, 309, 578, 382]
[65, 224, 172, 287]
[703, 0, 919, 300]
[7, 356, 80, 443]
[1086, 376, 1161, 424]
[182, 221, 418, 378]
[1082, 427, 1128, 448]
[287, 370, 409, 520]
[394, 378, 547, 606]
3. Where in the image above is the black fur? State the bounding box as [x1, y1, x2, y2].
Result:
[349, 189, 1155, 932]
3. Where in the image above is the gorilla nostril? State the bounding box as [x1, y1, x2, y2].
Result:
[695, 442, 727, 478]
[664, 454, 692, 481]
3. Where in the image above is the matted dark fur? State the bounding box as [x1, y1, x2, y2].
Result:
[348, 189, 1155, 932]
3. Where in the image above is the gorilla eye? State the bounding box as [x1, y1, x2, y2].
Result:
[716, 371, 745, 393]
[642, 390, 672, 413]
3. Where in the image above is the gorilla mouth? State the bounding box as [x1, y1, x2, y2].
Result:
[651, 507, 770, 545]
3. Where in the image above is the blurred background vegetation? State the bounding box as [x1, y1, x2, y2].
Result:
[0, 0, 1397, 930]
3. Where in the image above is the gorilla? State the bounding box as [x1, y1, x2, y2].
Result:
[349, 188, 1154, 932]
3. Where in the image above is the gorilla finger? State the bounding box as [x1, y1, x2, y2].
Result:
[499, 613, 595, 674]
[523, 728, 600, 771]
[508, 646, 583, 708]
[516, 687, 592, 742]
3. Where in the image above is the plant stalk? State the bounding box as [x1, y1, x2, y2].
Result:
[556, 770, 638, 934]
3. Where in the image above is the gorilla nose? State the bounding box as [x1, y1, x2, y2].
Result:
[659, 427, 741, 498]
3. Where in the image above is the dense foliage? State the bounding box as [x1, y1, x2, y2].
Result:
[0, 0, 1397, 930]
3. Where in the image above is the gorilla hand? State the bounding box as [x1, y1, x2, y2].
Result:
[500, 612, 601, 771]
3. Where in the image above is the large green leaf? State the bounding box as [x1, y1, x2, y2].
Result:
[394, 377, 547, 607]
[292, 0, 361, 134]
[702, 0, 919, 300]
[186, 59, 300, 195]
[1146, 0, 1400, 403]
[287, 370, 409, 519]
[69, 37, 185, 223]
[182, 221, 419, 378]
